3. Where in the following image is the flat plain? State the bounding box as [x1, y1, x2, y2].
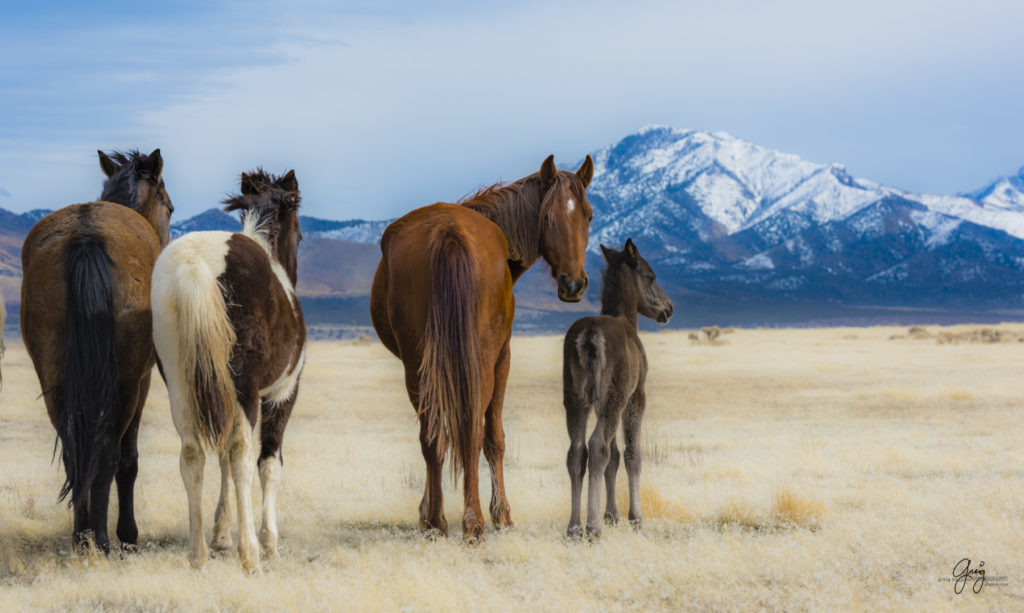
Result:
[0, 326, 1022, 611]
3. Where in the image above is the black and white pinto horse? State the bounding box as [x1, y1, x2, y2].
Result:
[152, 169, 305, 573]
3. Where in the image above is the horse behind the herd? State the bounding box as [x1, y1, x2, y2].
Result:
[20, 149, 173, 553]
[371, 154, 594, 542]
[151, 169, 305, 574]
[563, 238, 673, 539]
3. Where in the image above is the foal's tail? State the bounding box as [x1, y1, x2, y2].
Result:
[160, 246, 238, 451]
[573, 327, 606, 409]
[58, 235, 120, 506]
[418, 228, 481, 478]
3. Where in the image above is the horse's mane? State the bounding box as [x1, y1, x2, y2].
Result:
[460, 172, 583, 267]
[99, 150, 143, 210]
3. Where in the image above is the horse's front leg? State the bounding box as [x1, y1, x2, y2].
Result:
[258, 392, 297, 557]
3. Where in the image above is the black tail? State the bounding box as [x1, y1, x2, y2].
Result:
[57, 235, 120, 506]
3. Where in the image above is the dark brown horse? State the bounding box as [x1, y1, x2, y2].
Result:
[20, 149, 173, 552]
[152, 169, 305, 573]
[371, 154, 594, 541]
[563, 238, 673, 539]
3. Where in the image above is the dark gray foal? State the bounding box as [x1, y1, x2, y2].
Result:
[563, 238, 673, 539]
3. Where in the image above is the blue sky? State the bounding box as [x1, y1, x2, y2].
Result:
[1, 0, 1022, 220]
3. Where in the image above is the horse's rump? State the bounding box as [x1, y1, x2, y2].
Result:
[152, 233, 238, 450]
[417, 226, 482, 477]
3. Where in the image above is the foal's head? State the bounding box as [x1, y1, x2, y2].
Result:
[223, 169, 302, 282]
[538, 154, 594, 303]
[600, 238, 674, 324]
[99, 149, 174, 247]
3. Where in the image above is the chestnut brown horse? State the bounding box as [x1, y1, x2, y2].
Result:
[152, 169, 305, 573]
[20, 149, 173, 553]
[371, 154, 594, 541]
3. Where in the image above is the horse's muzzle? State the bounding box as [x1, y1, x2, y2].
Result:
[656, 303, 674, 323]
[557, 274, 588, 303]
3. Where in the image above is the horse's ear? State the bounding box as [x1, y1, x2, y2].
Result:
[278, 169, 298, 193]
[147, 149, 163, 178]
[540, 154, 557, 192]
[98, 150, 119, 178]
[138, 149, 163, 180]
[600, 243, 617, 262]
[576, 154, 594, 188]
[240, 172, 259, 195]
[623, 238, 639, 266]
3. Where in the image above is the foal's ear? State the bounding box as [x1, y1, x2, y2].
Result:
[98, 150, 119, 178]
[600, 243, 617, 262]
[623, 238, 639, 266]
[278, 169, 298, 193]
[240, 172, 259, 195]
[576, 154, 594, 188]
[138, 149, 163, 180]
[539, 154, 557, 192]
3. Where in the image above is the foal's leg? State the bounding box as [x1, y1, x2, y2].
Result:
[227, 408, 261, 574]
[115, 375, 147, 550]
[564, 383, 589, 539]
[586, 395, 624, 539]
[258, 392, 298, 557]
[484, 337, 514, 530]
[210, 454, 233, 551]
[622, 389, 646, 530]
[604, 437, 621, 525]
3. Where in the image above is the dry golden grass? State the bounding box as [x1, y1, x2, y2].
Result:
[1, 325, 1023, 611]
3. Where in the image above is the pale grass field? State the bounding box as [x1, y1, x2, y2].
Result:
[1, 326, 1023, 611]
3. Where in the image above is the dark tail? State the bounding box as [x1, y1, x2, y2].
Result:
[574, 327, 606, 408]
[417, 228, 481, 478]
[58, 235, 119, 506]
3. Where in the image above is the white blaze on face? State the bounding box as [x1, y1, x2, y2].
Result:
[567, 198, 576, 213]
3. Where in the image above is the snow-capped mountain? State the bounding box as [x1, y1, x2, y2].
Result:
[575, 126, 1024, 309]
[586, 125, 1024, 250]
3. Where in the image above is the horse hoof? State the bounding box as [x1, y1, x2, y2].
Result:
[462, 522, 485, 544]
[585, 525, 602, 541]
[630, 518, 644, 532]
[567, 525, 584, 540]
[210, 536, 234, 552]
[188, 554, 207, 570]
[604, 512, 619, 526]
[120, 542, 139, 554]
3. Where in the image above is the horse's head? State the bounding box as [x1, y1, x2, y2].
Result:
[98, 148, 174, 248]
[223, 169, 302, 283]
[601, 238, 674, 324]
[538, 154, 594, 302]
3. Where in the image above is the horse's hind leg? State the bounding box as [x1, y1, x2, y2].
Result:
[484, 337, 513, 530]
[408, 373, 448, 537]
[622, 389, 646, 530]
[258, 393, 297, 557]
[115, 375, 148, 550]
[564, 385, 588, 539]
[604, 437, 621, 525]
[227, 407, 261, 574]
[416, 411, 448, 537]
[586, 395, 624, 539]
[210, 454, 233, 551]
[88, 414, 121, 554]
[179, 428, 208, 569]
